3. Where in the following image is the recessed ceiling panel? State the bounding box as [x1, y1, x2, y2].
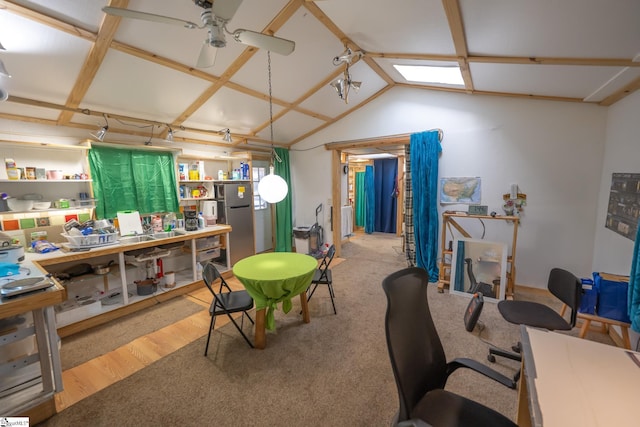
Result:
[300, 62, 388, 117]
[462, 0, 640, 58]
[470, 63, 628, 99]
[81, 49, 211, 124]
[256, 110, 324, 144]
[0, 11, 92, 104]
[317, 0, 455, 55]
[231, 8, 344, 103]
[183, 86, 283, 134]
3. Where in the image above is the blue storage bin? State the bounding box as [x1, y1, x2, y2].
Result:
[593, 272, 631, 323]
[578, 278, 597, 314]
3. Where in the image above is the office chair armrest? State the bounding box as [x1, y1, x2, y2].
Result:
[446, 357, 516, 389]
[397, 419, 433, 427]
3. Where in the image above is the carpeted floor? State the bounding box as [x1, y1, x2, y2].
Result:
[39, 232, 615, 426]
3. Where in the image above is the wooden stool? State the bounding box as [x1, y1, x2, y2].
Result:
[561, 304, 632, 349]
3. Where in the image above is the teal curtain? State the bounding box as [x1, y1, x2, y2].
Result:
[355, 171, 366, 227]
[273, 147, 292, 252]
[628, 220, 640, 332]
[410, 130, 442, 281]
[89, 146, 178, 219]
[364, 165, 375, 234]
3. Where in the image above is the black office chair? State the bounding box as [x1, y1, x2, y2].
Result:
[307, 244, 337, 314]
[202, 262, 255, 355]
[382, 267, 517, 427]
[488, 267, 582, 371]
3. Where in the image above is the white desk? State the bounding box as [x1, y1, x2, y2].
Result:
[518, 326, 640, 427]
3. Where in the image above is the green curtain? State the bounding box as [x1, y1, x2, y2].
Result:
[89, 146, 179, 219]
[273, 147, 292, 252]
[355, 171, 366, 227]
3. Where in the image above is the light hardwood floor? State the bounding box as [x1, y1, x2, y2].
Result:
[54, 278, 244, 412]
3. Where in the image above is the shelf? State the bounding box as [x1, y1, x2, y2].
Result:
[0, 207, 94, 214]
[178, 180, 214, 184]
[0, 179, 92, 183]
[179, 197, 216, 201]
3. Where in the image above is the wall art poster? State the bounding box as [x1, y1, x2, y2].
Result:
[440, 177, 481, 204]
[606, 173, 640, 241]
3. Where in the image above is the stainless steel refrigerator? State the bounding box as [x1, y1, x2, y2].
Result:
[215, 182, 254, 266]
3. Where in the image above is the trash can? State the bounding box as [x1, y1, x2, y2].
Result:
[293, 226, 312, 254]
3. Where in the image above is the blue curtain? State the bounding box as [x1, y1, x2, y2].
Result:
[410, 130, 442, 281]
[364, 165, 375, 234]
[628, 221, 640, 332]
[373, 158, 397, 233]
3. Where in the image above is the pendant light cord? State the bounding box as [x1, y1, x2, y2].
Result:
[267, 51, 282, 164]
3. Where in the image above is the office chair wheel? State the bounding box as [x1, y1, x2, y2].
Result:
[511, 344, 521, 353]
[488, 354, 496, 363]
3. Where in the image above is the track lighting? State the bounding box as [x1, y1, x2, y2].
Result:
[219, 128, 232, 143]
[330, 47, 363, 104]
[165, 126, 174, 142]
[91, 114, 109, 141]
[0, 59, 10, 78]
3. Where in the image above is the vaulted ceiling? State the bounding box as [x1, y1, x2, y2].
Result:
[0, 0, 638, 155]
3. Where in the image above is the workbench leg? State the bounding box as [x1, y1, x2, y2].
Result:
[254, 308, 266, 350]
[579, 319, 591, 339]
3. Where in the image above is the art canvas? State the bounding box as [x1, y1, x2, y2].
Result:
[450, 238, 507, 302]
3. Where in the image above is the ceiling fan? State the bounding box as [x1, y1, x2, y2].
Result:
[102, 0, 295, 68]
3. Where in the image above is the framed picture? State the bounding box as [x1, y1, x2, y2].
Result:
[450, 238, 507, 302]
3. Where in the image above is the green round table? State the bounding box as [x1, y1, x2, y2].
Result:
[233, 252, 317, 349]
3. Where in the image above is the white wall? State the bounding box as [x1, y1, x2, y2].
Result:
[592, 91, 640, 274]
[292, 86, 608, 288]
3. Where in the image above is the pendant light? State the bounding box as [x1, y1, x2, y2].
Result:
[257, 51, 288, 204]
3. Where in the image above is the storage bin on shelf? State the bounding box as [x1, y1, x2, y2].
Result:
[61, 231, 118, 248]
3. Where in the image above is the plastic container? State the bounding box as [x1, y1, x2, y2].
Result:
[62, 231, 118, 248]
[198, 212, 205, 229]
[293, 226, 312, 254]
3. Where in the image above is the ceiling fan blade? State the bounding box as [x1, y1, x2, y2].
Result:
[102, 7, 200, 29]
[212, 0, 244, 21]
[196, 41, 217, 68]
[233, 30, 295, 56]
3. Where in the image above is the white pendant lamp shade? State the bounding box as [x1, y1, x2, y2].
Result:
[258, 166, 288, 204]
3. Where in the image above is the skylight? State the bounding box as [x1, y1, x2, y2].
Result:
[394, 65, 464, 86]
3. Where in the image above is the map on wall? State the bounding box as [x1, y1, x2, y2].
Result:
[440, 177, 481, 204]
[606, 173, 640, 241]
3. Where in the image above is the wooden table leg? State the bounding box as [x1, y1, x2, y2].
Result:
[300, 291, 310, 323]
[254, 308, 266, 350]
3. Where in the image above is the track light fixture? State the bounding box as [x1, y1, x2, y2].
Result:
[91, 114, 109, 141]
[165, 126, 174, 142]
[219, 128, 232, 143]
[330, 47, 363, 104]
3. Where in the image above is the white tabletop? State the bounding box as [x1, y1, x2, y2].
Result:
[521, 326, 640, 427]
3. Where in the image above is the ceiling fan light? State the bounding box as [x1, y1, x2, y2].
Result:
[0, 59, 11, 78]
[258, 166, 288, 204]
